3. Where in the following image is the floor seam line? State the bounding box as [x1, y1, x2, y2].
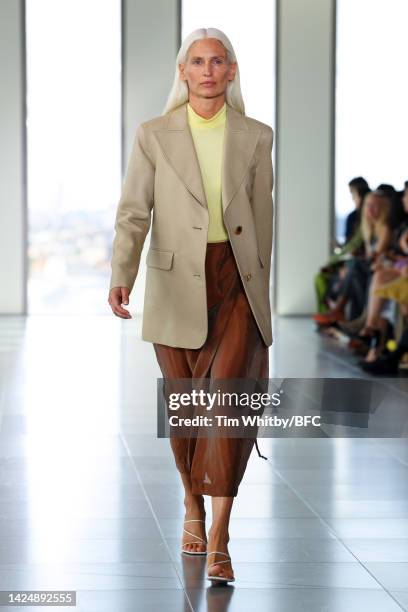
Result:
[265, 458, 407, 610]
[119, 433, 196, 611]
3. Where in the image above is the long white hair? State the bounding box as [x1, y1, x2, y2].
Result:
[162, 28, 246, 116]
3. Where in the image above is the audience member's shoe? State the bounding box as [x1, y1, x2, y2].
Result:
[348, 338, 370, 351]
[349, 341, 370, 356]
[313, 310, 345, 325]
[321, 326, 351, 344]
[358, 352, 400, 375]
[338, 309, 367, 335]
[348, 329, 381, 351]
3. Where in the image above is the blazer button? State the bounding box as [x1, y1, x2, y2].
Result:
[234, 225, 243, 235]
[245, 273, 252, 281]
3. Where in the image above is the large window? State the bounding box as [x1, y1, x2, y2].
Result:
[26, 0, 121, 314]
[335, 0, 408, 242]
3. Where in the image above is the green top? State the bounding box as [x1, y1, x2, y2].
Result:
[329, 224, 364, 264]
[187, 102, 229, 242]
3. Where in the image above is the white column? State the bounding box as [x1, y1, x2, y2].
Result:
[122, 0, 180, 315]
[274, 0, 335, 314]
[123, 0, 180, 164]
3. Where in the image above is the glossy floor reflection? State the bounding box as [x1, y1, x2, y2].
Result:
[0, 314, 407, 611]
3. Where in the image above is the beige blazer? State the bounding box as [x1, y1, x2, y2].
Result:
[109, 101, 274, 349]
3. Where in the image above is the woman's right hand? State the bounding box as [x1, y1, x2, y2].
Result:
[108, 287, 132, 318]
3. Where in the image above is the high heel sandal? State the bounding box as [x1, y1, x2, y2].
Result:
[206, 551, 235, 584]
[181, 519, 207, 556]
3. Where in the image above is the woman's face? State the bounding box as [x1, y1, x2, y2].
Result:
[179, 38, 237, 100]
[364, 195, 381, 220]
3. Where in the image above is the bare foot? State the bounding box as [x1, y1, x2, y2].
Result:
[182, 496, 207, 554]
[206, 527, 234, 580]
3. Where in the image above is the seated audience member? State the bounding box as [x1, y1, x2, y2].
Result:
[314, 190, 393, 325]
[337, 181, 408, 337]
[358, 186, 408, 335]
[314, 179, 369, 314]
[376, 183, 406, 230]
[354, 187, 408, 365]
[344, 177, 370, 244]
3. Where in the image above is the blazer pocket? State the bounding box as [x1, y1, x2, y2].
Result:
[146, 247, 174, 270]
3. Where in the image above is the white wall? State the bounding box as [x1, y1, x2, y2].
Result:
[275, 0, 335, 314]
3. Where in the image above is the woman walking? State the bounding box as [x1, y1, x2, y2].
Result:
[108, 28, 274, 584]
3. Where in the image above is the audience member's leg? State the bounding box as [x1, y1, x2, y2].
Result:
[362, 268, 401, 333]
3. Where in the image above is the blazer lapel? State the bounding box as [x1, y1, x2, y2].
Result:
[153, 102, 261, 213]
[221, 105, 261, 214]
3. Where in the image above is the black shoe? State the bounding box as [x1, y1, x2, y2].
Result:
[351, 329, 381, 346]
[358, 353, 400, 375]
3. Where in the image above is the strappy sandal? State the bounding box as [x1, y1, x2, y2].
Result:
[181, 519, 207, 556]
[206, 551, 235, 583]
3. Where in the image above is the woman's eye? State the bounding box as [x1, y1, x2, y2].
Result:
[191, 59, 224, 65]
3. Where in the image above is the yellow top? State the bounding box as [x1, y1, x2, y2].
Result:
[187, 102, 229, 242]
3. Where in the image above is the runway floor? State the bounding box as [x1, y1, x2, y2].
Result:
[0, 314, 408, 611]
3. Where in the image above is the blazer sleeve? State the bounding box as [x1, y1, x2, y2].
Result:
[252, 126, 274, 277]
[109, 123, 155, 293]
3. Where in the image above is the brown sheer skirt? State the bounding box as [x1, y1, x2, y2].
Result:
[153, 239, 269, 497]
